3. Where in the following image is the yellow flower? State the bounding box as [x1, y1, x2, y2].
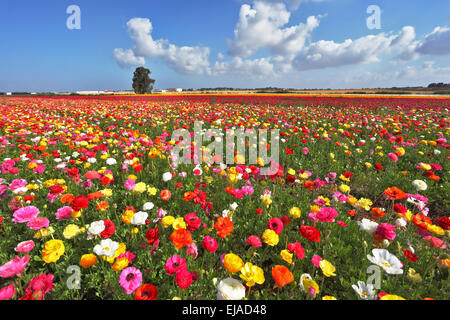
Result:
[63, 224, 81, 239]
[172, 217, 187, 230]
[132, 182, 147, 194]
[322, 296, 337, 300]
[262, 229, 279, 246]
[161, 215, 175, 228]
[42, 239, 65, 263]
[365, 162, 372, 168]
[131, 227, 139, 234]
[79, 254, 98, 269]
[329, 153, 335, 159]
[227, 173, 238, 184]
[419, 163, 431, 170]
[101, 189, 113, 197]
[300, 274, 320, 295]
[122, 210, 134, 224]
[319, 260, 336, 277]
[147, 187, 157, 196]
[224, 253, 244, 274]
[239, 262, 265, 287]
[289, 207, 301, 219]
[287, 168, 296, 175]
[339, 184, 350, 193]
[407, 268, 422, 282]
[34, 226, 55, 239]
[427, 224, 444, 236]
[280, 249, 293, 265]
[310, 205, 320, 213]
[347, 196, 358, 205]
[112, 257, 129, 271]
[358, 198, 373, 211]
[128, 174, 137, 180]
[339, 174, 350, 182]
[380, 294, 406, 300]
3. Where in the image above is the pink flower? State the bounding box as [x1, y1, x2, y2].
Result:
[24, 274, 55, 300]
[0, 255, 30, 278]
[337, 220, 348, 227]
[423, 236, 447, 249]
[124, 178, 136, 191]
[118, 251, 136, 264]
[246, 235, 262, 247]
[165, 255, 187, 276]
[267, 217, 284, 234]
[175, 269, 193, 290]
[303, 147, 309, 155]
[311, 255, 322, 267]
[34, 164, 46, 174]
[202, 235, 218, 253]
[388, 153, 398, 162]
[376, 223, 397, 241]
[316, 207, 338, 223]
[9, 179, 27, 191]
[328, 172, 337, 179]
[55, 206, 73, 221]
[0, 285, 15, 300]
[27, 217, 50, 230]
[15, 240, 35, 253]
[119, 267, 142, 295]
[186, 242, 198, 259]
[12, 206, 40, 223]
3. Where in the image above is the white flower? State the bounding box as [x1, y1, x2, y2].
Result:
[216, 278, 246, 300]
[106, 158, 117, 165]
[56, 162, 67, 169]
[352, 281, 376, 300]
[229, 202, 238, 211]
[87, 158, 97, 164]
[93, 239, 119, 257]
[142, 202, 154, 211]
[434, 149, 441, 155]
[162, 172, 173, 182]
[395, 218, 407, 228]
[367, 249, 403, 275]
[12, 187, 28, 195]
[412, 180, 427, 191]
[131, 211, 148, 225]
[72, 152, 80, 158]
[87, 220, 106, 239]
[357, 218, 379, 235]
[54, 158, 62, 163]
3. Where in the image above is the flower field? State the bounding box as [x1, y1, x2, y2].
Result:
[0, 94, 448, 300]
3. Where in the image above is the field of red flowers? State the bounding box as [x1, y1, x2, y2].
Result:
[0, 94, 448, 300]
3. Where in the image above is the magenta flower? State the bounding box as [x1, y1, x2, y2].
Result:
[376, 223, 397, 241]
[246, 235, 262, 248]
[388, 153, 398, 162]
[27, 217, 50, 230]
[8, 179, 27, 191]
[24, 274, 55, 300]
[316, 207, 338, 223]
[119, 267, 142, 295]
[311, 255, 323, 267]
[12, 206, 40, 223]
[267, 217, 284, 235]
[55, 206, 73, 221]
[186, 242, 199, 259]
[124, 178, 136, 191]
[202, 235, 218, 253]
[175, 269, 193, 290]
[0, 255, 30, 278]
[165, 255, 187, 276]
[0, 285, 15, 300]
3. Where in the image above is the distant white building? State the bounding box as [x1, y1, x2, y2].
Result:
[6, 92, 12, 96]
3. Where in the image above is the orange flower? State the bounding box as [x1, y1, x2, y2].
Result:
[60, 194, 74, 204]
[182, 192, 195, 201]
[347, 210, 356, 217]
[225, 186, 235, 193]
[96, 201, 109, 212]
[384, 187, 406, 200]
[411, 214, 432, 230]
[304, 180, 315, 190]
[371, 207, 385, 219]
[160, 189, 171, 201]
[214, 217, 234, 239]
[429, 175, 440, 181]
[272, 265, 294, 288]
[169, 229, 192, 249]
[88, 191, 104, 200]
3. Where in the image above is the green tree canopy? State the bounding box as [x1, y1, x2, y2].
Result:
[132, 67, 155, 94]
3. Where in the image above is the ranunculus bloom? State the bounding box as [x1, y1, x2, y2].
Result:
[316, 207, 338, 222]
[0, 284, 15, 300]
[175, 269, 193, 290]
[119, 267, 142, 295]
[272, 265, 294, 288]
[71, 195, 89, 212]
[287, 242, 305, 259]
[311, 255, 323, 267]
[15, 240, 35, 253]
[376, 223, 397, 241]
[42, 240, 65, 264]
[267, 217, 284, 234]
[299, 225, 321, 242]
[23, 273, 55, 300]
[202, 235, 218, 253]
[55, 206, 73, 221]
[246, 235, 262, 248]
[26, 217, 50, 230]
[169, 229, 192, 249]
[100, 220, 115, 238]
[185, 212, 201, 231]
[145, 226, 159, 245]
[134, 284, 158, 300]
[224, 253, 244, 274]
[0, 255, 30, 278]
[165, 255, 187, 275]
[12, 206, 40, 223]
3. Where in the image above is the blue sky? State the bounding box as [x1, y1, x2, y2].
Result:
[1, 0, 449, 92]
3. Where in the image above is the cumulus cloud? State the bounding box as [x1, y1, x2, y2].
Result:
[112, 48, 146, 68]
[211, 57, 276, 77]
[227, 1, 321, 57]
[113, 17, 211, 75]
[415, 26, 450, 56]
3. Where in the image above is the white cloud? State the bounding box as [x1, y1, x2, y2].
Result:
[114, 17, 211, 75]
[211, 57, 275, 77]
[112, 48, 146, 68]
[227, 1, 321, 57]
[416, 26, 450, 56]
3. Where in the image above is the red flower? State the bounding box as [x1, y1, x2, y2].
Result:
[70, 195, 89, 212]
[374, 163, 383, 170]
[100, 220, 115, 239]
[342, 171, 353, 179]
[145, 226, 159, 246]
[434, 217, 450, 230]
[184, 213, 201, 232]
[134, 284, 158, 300]
[287, 242, 305, 259]
[403, 250, 418, 262]
[285, 148, 293, 155]
[214, 217, 234, 239]
[299, 225, 321, 242]
[268, 217, 284, 235]
[256, 208, 263, 215]
[280, 215, 291, 226]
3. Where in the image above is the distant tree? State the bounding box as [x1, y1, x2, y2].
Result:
[132, 67, 155, 94]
